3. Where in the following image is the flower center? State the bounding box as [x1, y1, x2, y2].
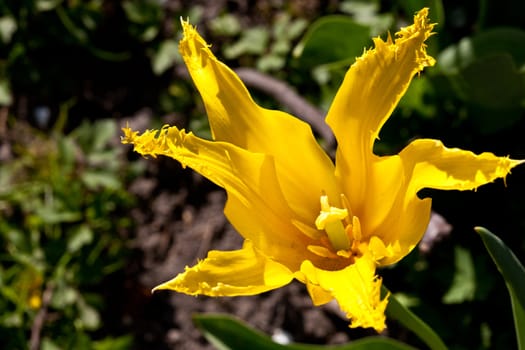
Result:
[315, 195, 351, 251]
[312, 195, 402, 267]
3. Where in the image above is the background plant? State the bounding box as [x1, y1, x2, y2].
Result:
[0, 114, 137, 349]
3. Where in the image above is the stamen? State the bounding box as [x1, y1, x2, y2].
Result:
[315, 195, 351, 251]
[340, 193, 353, 219]
[351, 216, 362, 241]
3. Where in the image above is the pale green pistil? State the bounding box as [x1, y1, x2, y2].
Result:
[315, 195, 351, 251]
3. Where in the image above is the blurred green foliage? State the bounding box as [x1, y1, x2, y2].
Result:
[0, 115, 137, 349]
[0, 0, 524, 349]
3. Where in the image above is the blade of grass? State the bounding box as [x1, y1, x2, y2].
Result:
[475, 226, 525, 350]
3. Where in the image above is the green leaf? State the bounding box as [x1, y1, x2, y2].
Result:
[92, 335, 133, 350]
[383, 287, 447, 350]
[398, 76, 436, 118]
[76, 296, 101, 330]
[122, 0, 161, 24]
[338, 0, 393, 35]
[56, 5, 88, 43]
[223, 27, 269, 59]
[461, 54, 525, 109]
[81, 171, 121, 190]
[293, 16, 371, 68]
[209, 14, 242, 37]
[442, 246, 476, 304]
[91, 119, 117, 152]
[35, 0, 63, 12]
[0, 16, 17, 44]
[67, 225, 93, 253]
[41, 338, 62, 350]
[438, 28, 525, 73]
[437, 29, 525, 132]
[36, 206, 81, 224]
[257, 54, 286, 72]
[51, 284, 77, 309]
[475, 226, 525, 350]
[72, 119, 116, 152]
[0, 78, 12, 106]
[152, 39, 181, 75]
[193, 313, 417, 350]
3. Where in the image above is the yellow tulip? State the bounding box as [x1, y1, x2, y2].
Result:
[122, 8, 522, 332]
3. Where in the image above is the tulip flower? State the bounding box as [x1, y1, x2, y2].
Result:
[122, 8, 522, 332]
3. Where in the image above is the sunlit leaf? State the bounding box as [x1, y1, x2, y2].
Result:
[338, 0, 393, 35]
[257, 54, 286, 72]
[0, 78, 12, 106]
[77, 297, 101, 330]
[0, 16, 16, 44]
[51, 284, 77, 309]
[152, 40, 181, 75]
[36, 207, 81, 224]
[82, 171, 121, 190]
[67, 225, 93, 253]
[93, 335, 133, 350]
[91, 120, 117, 152]
[41, 338, 62, 350]
[35, 0, 63, 12]
[209, 14, 242, 36]
[223, 27, 269, 59]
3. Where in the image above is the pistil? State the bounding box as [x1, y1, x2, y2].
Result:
[315, 195, 351, 251]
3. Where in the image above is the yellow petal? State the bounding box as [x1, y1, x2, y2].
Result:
[154, 240, 293, 296]
[325, 8, 435, 214]
[180, 20, 339, 234]
[122, 125, 318, 270]
[305, 283, 334, 306]
[354, 154, 432, 265]
[357, 155, 404, 238]
[300, 256, 389, 332]
[400, 139, 523, 195]
[369, 137, 522, 266]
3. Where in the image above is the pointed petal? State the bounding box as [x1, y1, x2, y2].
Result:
[305, 283, 334, 306]
[300, 255, 389, 332]
[400, 139, 523, 195]
[356, 155, 433, 265]
[180, 21, 339, 230]
[154, 240, 293, 296]
[325, 8, 435, 212]
[122, 125, 318, 270]
[372, 138, 522, 266]
[369, 193, 432, 266]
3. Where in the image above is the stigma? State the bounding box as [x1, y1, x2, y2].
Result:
[315, 195, 351, 251]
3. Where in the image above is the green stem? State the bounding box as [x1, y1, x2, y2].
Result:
[383, 286, 447, 350]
